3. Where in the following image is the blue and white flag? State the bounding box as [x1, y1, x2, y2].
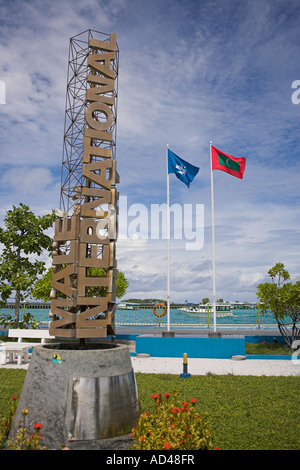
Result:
[168, 149, 199, 187]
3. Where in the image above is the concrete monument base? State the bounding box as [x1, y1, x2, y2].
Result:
[9, 342, 140, 450]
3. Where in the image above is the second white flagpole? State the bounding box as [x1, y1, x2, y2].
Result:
[210, 141, 217, 333]
[166, 144, 170, 332]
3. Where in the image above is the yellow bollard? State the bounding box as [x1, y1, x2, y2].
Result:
[180, 353, 191, 378]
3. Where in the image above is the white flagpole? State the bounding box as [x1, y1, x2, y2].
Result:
[210, 141, 217, 333]
[166, 144, 171, 332]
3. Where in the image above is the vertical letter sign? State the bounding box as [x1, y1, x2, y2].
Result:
[50, 32, 119, 339]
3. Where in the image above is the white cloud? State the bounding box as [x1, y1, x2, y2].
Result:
[1, 167, 54, 194]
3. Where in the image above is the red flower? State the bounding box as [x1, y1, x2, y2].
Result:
[151, 394, 160, 399]
[171, 407, 180, 413]
[190, 398, 197, 405]
[214, 446, 221, 450]
[164, 393, 171, 398]
[33, 423, 43, 430]
[139, 435, 145, 442]
[11, 395, 17, 400]
[181, 401, 190, 412]
[164, 442, 171, 449]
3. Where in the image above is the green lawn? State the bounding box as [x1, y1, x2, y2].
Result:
[135, 373, 300, 450]
[0, 369, 27, 422]
[1, 369, 299, 450]
[246, 341, 291, 355]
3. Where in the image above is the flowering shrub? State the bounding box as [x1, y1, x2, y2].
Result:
[1, 396, 71, 450]
[6, 408, 49, 450]
[130, 390, 217, 450]
[0, 395, 18, 447]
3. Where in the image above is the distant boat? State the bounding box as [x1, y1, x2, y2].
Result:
[179, 304, 233, 317]
[117, 303, 134, 310]
[231, 302, 257, 309]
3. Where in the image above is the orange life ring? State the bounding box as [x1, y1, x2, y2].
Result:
[153, 303, 167, 317]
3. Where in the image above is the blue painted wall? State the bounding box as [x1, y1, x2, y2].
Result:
[135, 336, 245, 359]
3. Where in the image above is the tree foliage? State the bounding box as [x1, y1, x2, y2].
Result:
[0, 204, 55, 326]
[256, 262, 300, 350]
[31, 266, 129, 302]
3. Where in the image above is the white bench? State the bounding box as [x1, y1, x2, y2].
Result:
[8, 328, 54, 344]
[0, 329, 55, 365]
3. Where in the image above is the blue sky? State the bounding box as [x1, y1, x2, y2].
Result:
[0, 0, 299, 303]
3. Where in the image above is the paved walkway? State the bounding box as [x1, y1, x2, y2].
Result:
[131, 355, 300, 376]
[1, 354, 299, 376]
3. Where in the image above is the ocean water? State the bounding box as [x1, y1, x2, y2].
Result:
[115, 305, 279, 328]
[0, 303, 284, 329]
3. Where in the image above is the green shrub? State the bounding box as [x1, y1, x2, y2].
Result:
[131, 390, 217, 450]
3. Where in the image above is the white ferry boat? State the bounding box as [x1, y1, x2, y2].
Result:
[179, 304, 234, 317]
[117, 302, 134, 310]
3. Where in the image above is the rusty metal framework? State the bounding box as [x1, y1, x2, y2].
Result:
[60, 29, 119, 214]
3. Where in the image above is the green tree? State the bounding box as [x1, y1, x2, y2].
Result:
[256, 262, 300, 350]
[0, 204, 55, 326]
[31, 267, 54, 302]
[202, 297, 210, 305]
[31, 266, 129, 301]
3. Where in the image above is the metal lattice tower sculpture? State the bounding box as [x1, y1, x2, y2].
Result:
[49, 30, 119, 340]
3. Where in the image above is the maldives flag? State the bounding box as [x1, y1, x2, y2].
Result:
[211, 146, 246, 179]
